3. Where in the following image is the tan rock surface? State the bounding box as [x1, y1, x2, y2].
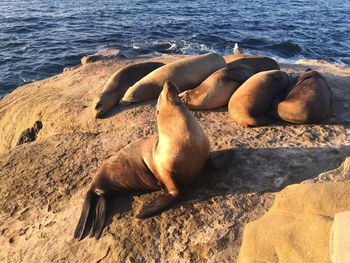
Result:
[0, 55, 349, 262]
[237, 182, 350, 263]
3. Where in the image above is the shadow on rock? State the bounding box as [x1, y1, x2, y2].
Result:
[102, 145, 348, 226]
[177, 146, 348, 209]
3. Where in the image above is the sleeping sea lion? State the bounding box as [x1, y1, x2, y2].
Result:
[275, 70, 333, 124]
[93, 62, 165, 118]
[121, 52, 226, 103]
[228, 70, 290, 126]
[179, 56, 280, 110]
[74, 81, 210, 240]
[179, 65, 256, 110]
[227, 56, 280, 71]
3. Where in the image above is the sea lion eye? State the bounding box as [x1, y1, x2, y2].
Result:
[157, 110, 159, 114]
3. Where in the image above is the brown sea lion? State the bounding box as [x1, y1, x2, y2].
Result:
[228, 70, 290, 126]
[224, 53, 255, 64]
[179, 65, 256, 110]
[74, 81, 210, 240]
[275, 70, 333, 124]
[93, 62, 165, 118]
[121, 52, 226, 103]
[179, 56, 280, 110]
[227, 56, 280, 71]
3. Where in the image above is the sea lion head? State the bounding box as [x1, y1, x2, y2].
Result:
[296, 69, 323, 86]
[157, 81, 182, 113]
[93, 92, 117, 118]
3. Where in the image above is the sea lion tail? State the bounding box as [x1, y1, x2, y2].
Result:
[74, 190, 107, 240]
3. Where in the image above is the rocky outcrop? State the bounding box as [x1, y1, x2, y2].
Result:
[0, 56, 349, 262]
[237, 182, 350, 263]
[81, 49, 127, 64]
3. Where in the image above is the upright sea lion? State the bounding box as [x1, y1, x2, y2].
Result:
[228, 70, 290, 126]
[74, 81, 210, 240]
[93, 62, 165, 118]
[179, 56, 280, 110]
[275, 70, 333, 124]
[122, 52, 226, 103]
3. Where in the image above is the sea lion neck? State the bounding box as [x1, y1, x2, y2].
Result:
[157, 104, 191, 136]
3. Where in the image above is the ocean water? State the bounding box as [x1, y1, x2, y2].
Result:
[0, 0, 349, 97]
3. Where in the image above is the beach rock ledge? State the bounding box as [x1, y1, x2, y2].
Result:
[0, 55, 349, 262]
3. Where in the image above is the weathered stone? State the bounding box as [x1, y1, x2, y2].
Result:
[238, 182, 350, 263]
[0, 56, 349, 262]
[81, 49, 126, 65]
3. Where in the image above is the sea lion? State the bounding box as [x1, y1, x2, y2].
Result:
[179, 56, 280, 110]
[224, 53, 255, 64]
[228, 70, 290, 126]
[275, 70, 333, 124]
[93, 62, 165, 118]
[122, 52, 226, 103]
[74, 81, 210, 240]
[179, 65, 256, 110]
[227, 55, 280, 71]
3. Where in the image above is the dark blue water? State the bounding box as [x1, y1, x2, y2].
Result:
[1, 0, 349, 97]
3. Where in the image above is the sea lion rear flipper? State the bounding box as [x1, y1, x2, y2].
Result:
[136, 192, 180, 219]
[74, 191, 107, 240]
[90, 195, 107, 239]
[74, 190, 97, 240]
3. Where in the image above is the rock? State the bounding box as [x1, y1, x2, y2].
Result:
[17, 120, 43, 145]
[330, 211, 350, 263]
[63, 66, 79, 72]
[0, 55, 349, 262]
[237, 182, 350, 263]
[81, 49, 127, 65]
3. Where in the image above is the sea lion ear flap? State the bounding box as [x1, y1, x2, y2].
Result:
[163, 81, 181, 103]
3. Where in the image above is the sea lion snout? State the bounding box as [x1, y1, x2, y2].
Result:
[159, 81, 182, 106]
[93, 97, 105, 118]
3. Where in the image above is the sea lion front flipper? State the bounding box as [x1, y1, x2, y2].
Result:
[136, 191, 180, 219]
[137, 172, 180, 219]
